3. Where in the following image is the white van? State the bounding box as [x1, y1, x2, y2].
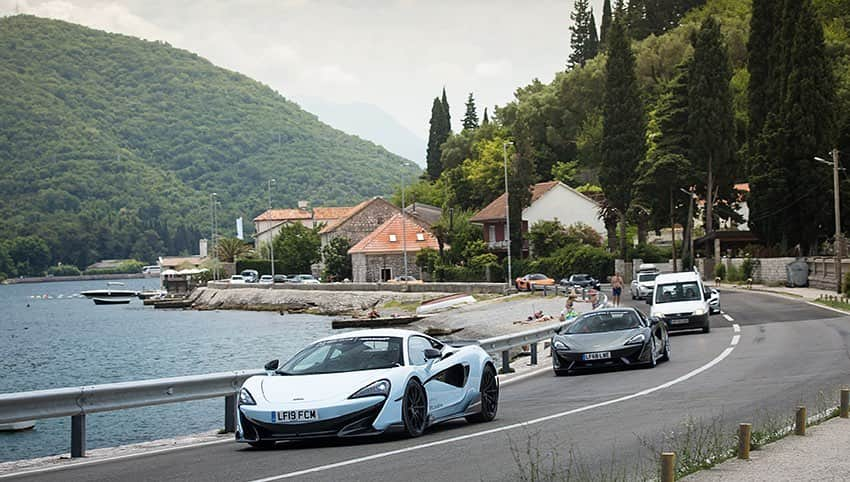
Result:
[647, 270, 711, 333]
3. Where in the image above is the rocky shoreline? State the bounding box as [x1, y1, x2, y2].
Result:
[191, 287, 454, 316]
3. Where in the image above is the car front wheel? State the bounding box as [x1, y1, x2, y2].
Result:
[467, 364, 499, 423]
[402, 379, 428, 437]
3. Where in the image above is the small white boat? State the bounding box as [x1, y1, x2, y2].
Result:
[0, 420, 35, 431]
[416, 293, 477, 315]
[106, 281, 126, 286]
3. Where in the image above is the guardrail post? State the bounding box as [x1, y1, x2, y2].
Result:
[224, 394, 237, 433]
[795, 406, 807, 436]
[71, 414, 86, 458]
[841, 388, 849, 418]
[499, 350, 514, 374]
[737, 423, 751, 459]
[660, 452, 675, 482]
[530, 343, 538, 365]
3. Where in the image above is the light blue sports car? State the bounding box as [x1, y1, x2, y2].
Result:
[236, 329, 499, 448]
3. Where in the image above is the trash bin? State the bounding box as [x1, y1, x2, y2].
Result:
[786, 260, 809, 287]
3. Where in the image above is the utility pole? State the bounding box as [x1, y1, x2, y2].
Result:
[401, 163, 408, 279]
[268, 179, 276, 279]
[211, 192, 218, 280]
[680, 187, 696, 269]
[502, 141, 514, 287]
[670, 188, 677, 272]
[817, 150, 842, 293]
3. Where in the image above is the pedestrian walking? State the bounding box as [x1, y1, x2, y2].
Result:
[611, 271, 624, 307]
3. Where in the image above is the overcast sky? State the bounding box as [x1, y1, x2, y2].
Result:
[2, 0, 604, 144]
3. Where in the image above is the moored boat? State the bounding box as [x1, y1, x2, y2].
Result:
[415, 293, 476, 314]
[0, 421, 35, 431]
[93, 297, 131, 305]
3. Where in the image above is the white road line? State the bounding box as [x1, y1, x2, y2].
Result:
[723, 313, 734, 322]
[733, 323, 740, 333]
[731, 335, 740, 346]
[248, 338, 741, 482]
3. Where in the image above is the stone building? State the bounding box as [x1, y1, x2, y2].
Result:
[348, 213, 442, 282]
[319, 197, 398, 249]
[253, 205, 354, 249]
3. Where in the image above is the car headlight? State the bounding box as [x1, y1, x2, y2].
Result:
[625, 333, 646, 345]
[693, 308, 706, 316]
[553, 339, 570, 350]
[239, 388, 256, 406]
[349, 379, 391, 399]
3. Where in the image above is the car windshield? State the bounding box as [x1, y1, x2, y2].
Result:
[655, 281, 702, 303]
[278, 336, 404, 375]
[572, 275, 589, 281]
[565, 311, 641, 334]
[638, 273, 658, 282]
[529, 274, 547, 280]
[299, 275, 315, 280]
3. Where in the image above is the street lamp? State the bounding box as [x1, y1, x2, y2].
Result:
[400, 163, 410, 279]
[815, 149, 842, 293]
[211, 192, 218, 280]
[679, 187, 698, 270]
[502, 141, 514, 287]
[267, 179, 276, 278]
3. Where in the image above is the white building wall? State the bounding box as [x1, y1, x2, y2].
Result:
[523, 184, 605, 234]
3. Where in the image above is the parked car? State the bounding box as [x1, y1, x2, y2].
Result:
[390, 275, 422, 283]
[551, 307, 669, 376]
[647, 270, 711, 333]
[273, 274, 288, 283]
[259, 275, 274, 284]
[240, 270, 259, 283]
[515, 273, 555, 291]
[630, 270, 660, 300]
[236, 329, 499, 447]
[229, 275, 246, 285]
[295, 274, 320, 284]
[559, 274, 601, 290]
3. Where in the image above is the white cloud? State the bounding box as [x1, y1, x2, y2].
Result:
[312, 64, 358, 86]
[474, 60, 512, 78]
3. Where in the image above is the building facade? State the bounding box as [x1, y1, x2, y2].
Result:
[348, 213, 441, 282]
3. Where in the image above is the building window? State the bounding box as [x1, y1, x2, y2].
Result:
[416, 233, 425, 241]
[503, 223, 509, 240]
[389, 234, 397, 242]
[488, 224, 496, 242]
[380, 268, 392, 282]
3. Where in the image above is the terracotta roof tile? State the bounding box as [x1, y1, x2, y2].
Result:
[313, 206, 354, 221]
[253, 209, 312, 222]
[348, 213, 441, 254]
[470, 181, 560, 222]
[320, 197, 394, 234]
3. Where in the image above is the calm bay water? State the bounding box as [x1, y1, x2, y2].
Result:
[0, 277, 338, 462]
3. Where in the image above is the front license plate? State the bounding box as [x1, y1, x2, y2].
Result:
[582, 352, 611, 361]
[671, 318, 689, 325]
[275, 409, 318, 423]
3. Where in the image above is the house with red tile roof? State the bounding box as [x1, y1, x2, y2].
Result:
[348, 212, 442, 282]
[470, 181, 604, 253]
[319, 197, 398, 250]
[253, 205, 355, 249]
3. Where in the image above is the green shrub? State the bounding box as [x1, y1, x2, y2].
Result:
[843, 271, 850, 297]
[741, 257, 759, 280]
[714, 263, 726, 280]
[47, 264, 82, 276]
[726, 264, 742, 282]
[84, 260, 144, 275]
[627, 243, 672, 263]
[533, 243, 614, 281]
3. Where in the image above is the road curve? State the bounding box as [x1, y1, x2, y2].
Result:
[6, 290, 850, 481]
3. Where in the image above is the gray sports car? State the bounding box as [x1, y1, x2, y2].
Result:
[551, 307, 669, 376]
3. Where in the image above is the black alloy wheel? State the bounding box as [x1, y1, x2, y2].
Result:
[467, 364, 499, 423]
[660, 335, 671, 362]
[646, 337, 658, 368]
[703, 320, 711, 333]
[402, 379, 427, 437]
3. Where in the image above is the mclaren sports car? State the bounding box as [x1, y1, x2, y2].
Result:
[551, 307, 670, 375]
[236, 329, 499, 448]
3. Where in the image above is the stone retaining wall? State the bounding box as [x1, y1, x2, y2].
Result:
[207, 281, 506, 294]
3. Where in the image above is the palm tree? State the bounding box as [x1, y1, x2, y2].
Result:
[215, 237, 252, 262]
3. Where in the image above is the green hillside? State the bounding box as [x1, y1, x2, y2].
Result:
[0, 15, 419, 274]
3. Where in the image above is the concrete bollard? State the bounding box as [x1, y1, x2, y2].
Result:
[738, 423, 752, 459]
[660, 452, 675, 482]
[795, 406, 807, 436]
[841, 388, 849, 419]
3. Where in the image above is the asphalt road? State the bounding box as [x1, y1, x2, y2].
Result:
[7, 290, 850, 481]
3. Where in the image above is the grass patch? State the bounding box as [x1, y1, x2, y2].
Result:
[814, 299, 850, 312]
[380, 300, 421, 313]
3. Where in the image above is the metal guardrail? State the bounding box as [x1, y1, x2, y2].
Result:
[0, 291, 606, 458]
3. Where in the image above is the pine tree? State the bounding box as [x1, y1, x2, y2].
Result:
[688, 16, 737, 237]
[568, 0, 593, 69]
[626, 0, 649, 40]
[599, 18, 646, 257]
[600, 0, 612, 49]
[746, 0, 779, 145]
[426, 97, 447, 180]
[482, 107, 490, 126]
[462, 92, 479, 130]
[587, 9, 599, 59]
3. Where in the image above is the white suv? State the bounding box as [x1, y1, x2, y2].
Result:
[648, 271, 711, 333]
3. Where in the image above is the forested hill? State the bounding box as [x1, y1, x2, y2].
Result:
[0, 15, 419, 273]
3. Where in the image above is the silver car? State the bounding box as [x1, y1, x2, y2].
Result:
[630, 271, 660, 300]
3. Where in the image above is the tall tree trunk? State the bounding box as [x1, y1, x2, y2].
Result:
[706, 155, 714, 259]
[619, 212, 627, 259]
[670, 188, 677, 271]
[637, 216, 648, 245]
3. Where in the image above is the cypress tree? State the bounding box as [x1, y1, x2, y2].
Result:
[482, 107, 490, 126]
[600, 0, 612, 49]
[587, 9, 599, 59]
[688, 16, 737, 237]
[746, 0, 778, 145]
[599, 18, 646, 257]
[441, 87, 451, 133]
[462, 93, 479, 130]
[426, 97, 448, 180]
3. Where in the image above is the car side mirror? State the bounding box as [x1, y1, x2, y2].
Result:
[649, 317, 660, 325]
[264, 359, 279, 371]
[424, 348, 442, 360]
